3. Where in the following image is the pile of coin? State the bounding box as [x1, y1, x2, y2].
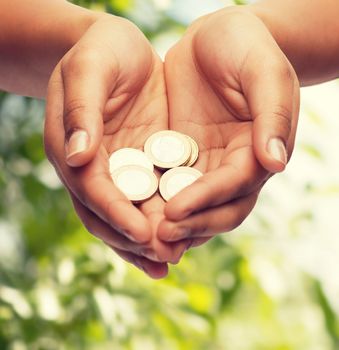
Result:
[109, 130, 202, 203]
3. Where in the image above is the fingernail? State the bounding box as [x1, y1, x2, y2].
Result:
[141, 249, 160, 262]
[267, 138, 287, 165]
[121, 229, 139, 243]
[66, 130, 89, 160]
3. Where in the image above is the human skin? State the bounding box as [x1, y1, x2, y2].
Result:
[0, 0, 93, 97]
[44, 16, 188, 279]
[158, 0, 339, 244]
[158, 8, 300, 244]
[250, 0, 339, 86]
[43, 0, 339, 275]
[1, 0, 186, 278]
[1, 0, 339, 278]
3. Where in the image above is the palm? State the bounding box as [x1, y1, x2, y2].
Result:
[166, 37, 267, 194]
[45, 19, 186, 277]
[158, 10, 299, 245]
[162, 25, 270, 240]
[100, 55, 183, 262]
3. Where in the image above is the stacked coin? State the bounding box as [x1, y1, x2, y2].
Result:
[109, 131, 202, 202]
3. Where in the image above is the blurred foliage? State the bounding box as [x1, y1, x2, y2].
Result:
[1, 1, 339, 350]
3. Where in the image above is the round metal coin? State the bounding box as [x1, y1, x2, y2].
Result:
[159, 166, 203, 202]
[109, 148, 154, 174]
[184, 135, 199, 167]
[144, 131, 191, 169]
[111, 165, 158, 203]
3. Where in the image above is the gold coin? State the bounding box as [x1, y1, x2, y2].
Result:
[184, 135, 199, 167]
[111, 165, 158, 203]
[109, 148, 154, 174]
[144, 131, 191, 169]
[159, 166, 203, 202]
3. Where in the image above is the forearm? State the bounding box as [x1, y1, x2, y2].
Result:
[249, 0, 339, 86]
[0, 0, 98, 98]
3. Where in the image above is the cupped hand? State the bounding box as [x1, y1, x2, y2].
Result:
[44, 15, 187, 279]
[158, 8, 300, 244]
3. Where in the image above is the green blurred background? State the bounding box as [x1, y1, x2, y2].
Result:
[1, 0, 339, 349]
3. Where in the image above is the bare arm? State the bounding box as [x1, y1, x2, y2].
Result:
[0, 0, 97, 97]
[250, 0, 339, 86]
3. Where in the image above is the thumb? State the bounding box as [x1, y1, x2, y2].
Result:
[243, 57, 300, 173]
[61, 50, 117, 167]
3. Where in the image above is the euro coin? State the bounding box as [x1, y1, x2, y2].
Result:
[111, 165, 158, 203]
[144, 131, 191, 169]
[184, 135, 199, 167]
[109, 148, 154, 173]
[159, 166, 203, 202]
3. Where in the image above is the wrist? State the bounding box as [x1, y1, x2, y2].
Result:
[0, 1, 102, 97]
[246, 4, 289, 58]
[213, 5, 287, 52]
[64, 5, 109, 48]
[215, 4, 304, 84]
[246, 1, 339, 85]
[44, 4, 100, 58]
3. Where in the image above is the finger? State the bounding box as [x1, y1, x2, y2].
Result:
[45, 76, 151, 244]
[67, 150, 153, 243]
[165, 147, 267, 221]
[159, 192, 258, 242]
[111, 247, 169, 279]
[71, 194, 150, 254]
[242, 51, 300, 173]
[193, 15, 299, 173]
[139, 192, 190, 264]
[71, 195, 183, 270]
[61, 47, 118, 167]
[71, 188, 169, 273]
[150, 238, 192, 264]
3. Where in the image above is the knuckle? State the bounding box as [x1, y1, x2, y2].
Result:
[272, 104, 293, 135]
[63, 98, 88, 134]
[64, 97, 87, 117]
[62, 48, 102, 74]
[256, 104, 292, 139]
